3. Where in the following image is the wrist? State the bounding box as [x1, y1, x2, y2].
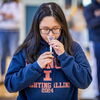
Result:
[58, 50, 65, 56]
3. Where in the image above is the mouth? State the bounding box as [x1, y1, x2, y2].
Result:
[47, 36, 55, 42]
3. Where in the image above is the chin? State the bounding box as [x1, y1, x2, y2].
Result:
[46, 40, 49, 43]
[45, 39, 49, 43]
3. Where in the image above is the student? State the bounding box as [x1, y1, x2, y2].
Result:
[5, 2, 92, 100]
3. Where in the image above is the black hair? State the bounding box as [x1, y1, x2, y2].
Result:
[15, 2, 73, 63]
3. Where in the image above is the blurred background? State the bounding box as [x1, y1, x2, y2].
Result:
[0, 0, 100, 100]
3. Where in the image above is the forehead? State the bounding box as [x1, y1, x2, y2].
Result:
[39, 16, 61, 27]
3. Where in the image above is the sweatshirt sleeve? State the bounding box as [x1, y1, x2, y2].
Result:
[84, 6, 100, 28]
[4, 50, 43, 93]
[57, 42, 92, 89]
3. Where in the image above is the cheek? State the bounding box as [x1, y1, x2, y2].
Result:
[55, 34, 61, 39]
[41, 34, 49, 43]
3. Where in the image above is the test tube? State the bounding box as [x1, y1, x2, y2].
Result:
[47, 36, 55, 52]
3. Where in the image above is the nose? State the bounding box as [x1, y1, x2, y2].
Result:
[48, 30, 54, 36]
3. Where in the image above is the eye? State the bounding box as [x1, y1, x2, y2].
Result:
[40, 28, 49, 34]
[53, 28, 60, 30]
[40, 28, 49, 31]
[53, 28, 61, 32]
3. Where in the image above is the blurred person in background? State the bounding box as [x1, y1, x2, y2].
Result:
[84, 0, 100, 99]
[4, 2, 92, 100]
[67, 3, 88, 51]
[69, 19, 83, 49]
[0, 0, 21, 84]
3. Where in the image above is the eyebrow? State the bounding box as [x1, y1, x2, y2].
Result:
[40, 26, 61, 29]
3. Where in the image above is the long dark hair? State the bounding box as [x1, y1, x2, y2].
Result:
[15, 2, 73, 63]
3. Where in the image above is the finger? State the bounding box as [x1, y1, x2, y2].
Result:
[42, 55, 54, 59]
[45, 59, 53, 64]
[50, 40, 60, 44]
[49, 40, 62, 46]
[49, 42, 58, 47]
[50, 43, 61, 49]
[52, 46, 59, 50]
[49, 41, 57, 45]
[42, 52, 53, 55]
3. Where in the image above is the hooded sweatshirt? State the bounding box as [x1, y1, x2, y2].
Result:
[84, 0, 100, 41]
[4, 40, 92, 100]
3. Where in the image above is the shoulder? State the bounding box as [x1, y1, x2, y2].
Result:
[71, 41, 81, 49]
[14, 48, 26, 60]
[71, 41, 84, 55]
[84, 4, 94, 12]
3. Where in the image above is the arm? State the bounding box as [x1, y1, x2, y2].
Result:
[84, 6, 100, 28]
[0, 3, 21, 21]
[4, 50, 43, 93]
[57, 42, 92, 89]
[0, 8, 4, 21]
[0, 4, 14, 20]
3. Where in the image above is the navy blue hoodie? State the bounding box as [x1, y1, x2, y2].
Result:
[4, 40, 92, 100]
[84, 0, 100, 41]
